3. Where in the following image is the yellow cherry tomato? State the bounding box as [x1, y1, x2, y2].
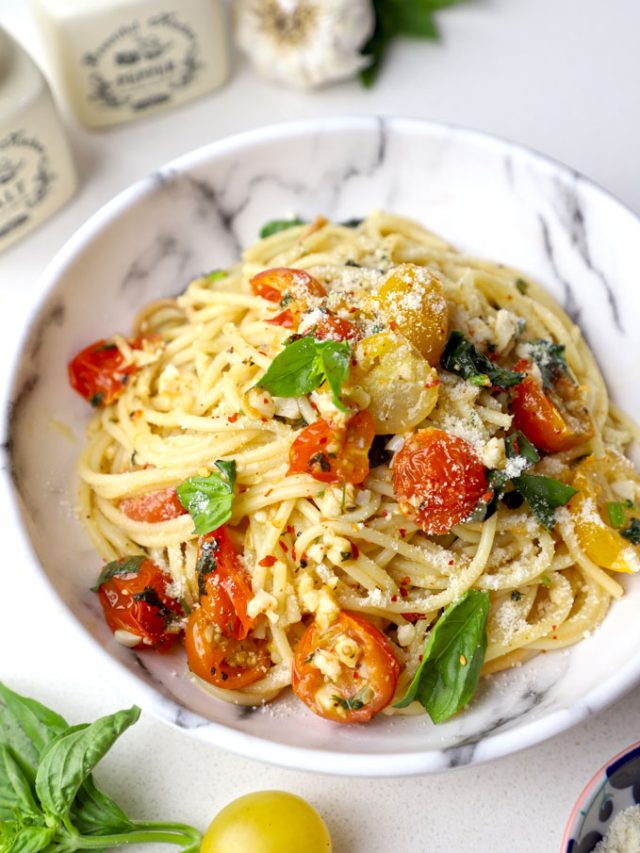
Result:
[353, 331, 440, 435]
[570, 457, 639, 573]
[376, 263, 449, 365]
[201, 791, 332, 853]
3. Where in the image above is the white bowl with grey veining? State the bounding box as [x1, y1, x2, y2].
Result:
[5, 117, 640, 776]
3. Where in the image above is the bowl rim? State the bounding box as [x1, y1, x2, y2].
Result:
[5, 115, 640, 776]
[560, 738, 640, 851]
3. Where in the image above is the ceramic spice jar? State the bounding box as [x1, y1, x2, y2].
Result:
[0, 26, 76, 253]
[30, 0, 229, 129]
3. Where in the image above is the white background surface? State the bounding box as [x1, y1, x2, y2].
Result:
[1, 1, 640, 851]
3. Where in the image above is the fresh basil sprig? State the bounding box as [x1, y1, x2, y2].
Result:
[440, 331, 525, 389]
[394, 590, 490, 723]
[91, 555, 146, 592]
[177, 460, 236, 535]
[523, 339, 569, 388]
[0, 683, 201, 851]
[256, 336, 351, 411]
[259, 218, 306, 238]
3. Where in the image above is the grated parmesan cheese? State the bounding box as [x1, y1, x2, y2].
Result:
[594, 805, 640, 852]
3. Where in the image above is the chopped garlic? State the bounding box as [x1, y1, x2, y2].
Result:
[247, 589, 279, 623]
[113, 629, 141, 648]
[397, 624, 416, 647]
[313, 649, 342, 681]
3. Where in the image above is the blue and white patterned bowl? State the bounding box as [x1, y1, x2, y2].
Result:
[4, 117, 640, 775]
[563, 741, 640, 852]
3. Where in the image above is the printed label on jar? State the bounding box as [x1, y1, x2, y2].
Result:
[82, 13, 201, 112]
[0, 131, 54, 240]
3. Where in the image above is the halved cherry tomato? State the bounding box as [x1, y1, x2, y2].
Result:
[310, 315, 360, 342]
[267, 309, 297, 329]
[250, 268, 326, 303]
[185, 608, 271, 689]
[68, 337, 145, 407]
[570, 455, 639, 573]
[119, 487, 187, 523]
[288, 411, 375, 484]
[292, 611, 399, 723]
[97, 558, 183, 651]
[185, 527, 271, 689]
[510, 359, 592, 454]
[392, 427, 488, 535]
[196, 527, 255, 641]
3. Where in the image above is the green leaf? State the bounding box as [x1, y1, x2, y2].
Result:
[176, 460, 236, 536]
[512, 474, 577, 530]
[0, 683, 68, 777]
[394, 590, 490, 723]
[205, 269, 226, 282]
[3, 825, 55, 853]
[35, 706, 140, 819]
[523, 339, 569, 388]
[256, 337, 351, 410]
[621, 518, 640, 545]
[71, 774, 133, 836]
[0, 746, 41, 821]
[505, 431, 540, 465]
[259, 218, 305, 239]
[91, 555, 146, 592]
[440, 331, 525, 389]
[606, 501, 626, 529]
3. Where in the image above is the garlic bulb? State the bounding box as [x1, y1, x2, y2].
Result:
[233, 0, 375, 89]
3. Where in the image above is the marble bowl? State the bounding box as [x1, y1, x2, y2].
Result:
[5, 117, 640, 775]
[562, 741, 640, 852]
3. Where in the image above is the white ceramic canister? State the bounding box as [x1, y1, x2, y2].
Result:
[0, 26, 76, 253]
[30, 0, 229, 129]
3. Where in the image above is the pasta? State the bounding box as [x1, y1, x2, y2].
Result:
[72, 212, 640, 723]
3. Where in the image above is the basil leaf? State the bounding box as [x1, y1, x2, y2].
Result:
[505, 431, 540, 465]
[0, 746, 41, 821]
[621, 518, 640, 545]
[205, 269, 226, 282]
[606, 501, 626, 529]
[91, 554, 146, 592]
[0, 683, 68, 776]
[394, 590, 490, 723]
[523, 339, 569, 388]
[257, 337, 351, 410]
[512, 474, 577, 530]
[71, 774, 133, 836]
[176, 460, 236, 536]
[440, 331, 525, 389]
[4, 825, 55, 853]
[35, 706, 140, 819]
[259, 218, 305, 238]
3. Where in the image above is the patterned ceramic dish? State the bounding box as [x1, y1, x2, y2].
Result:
[4, 117, 640, 775]
[562, 740, 640, 852]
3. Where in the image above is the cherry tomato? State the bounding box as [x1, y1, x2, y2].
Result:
[68, 337, 144, 407]
[392, 428, 488, 535]
[292, 611, 399, 723]
[288, 411, 375, 485]
[250, 268, 326, 303]
[97, 558, 183, 651]
[266, 308, 297, 329]
[119, 487, 187, 523]
[510, 359, 592, 454]
[185, 527, 271, 689]
[309, 315, 360, 342]
[196, 527, 254, 641]
[201, 791, 332, 853]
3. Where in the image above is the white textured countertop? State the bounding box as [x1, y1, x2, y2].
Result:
[1, 2, 640, 851]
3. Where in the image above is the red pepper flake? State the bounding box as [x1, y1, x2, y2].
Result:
[424, 378, 440, 389]
[551, 625, 557, 631]
[319, 436, 328, 445]
[353, 671, 360, 679]
[279, 541, 289, 553]
[348, 306, 358, 314]
[448, 559, 454, 566]
[401, 612, 423, 623]
[399, 587, 408, 599]
[481, 490, 494, 503]
[258, 555, 276, 567]
[292, 548, 297, 562]
[261, 417, 268, 423]
[389, 320, 397, 330]
[400, 576, 410, 586]
[286, 525, 294, 534]
[399, 528, 407, 539]
[391, 594, 398, 603]
[350, 542, 360, 560]
[264, 488, 273, 498]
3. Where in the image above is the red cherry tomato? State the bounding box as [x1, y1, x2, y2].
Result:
[392, 428, 488, 535]
[250, 268, 326, 303]
[510, 360, 592, 454]
[292, 611, 399, 723]
[185, 527, 271, 689]
[310, 315, 360, 342]
[96, 558, 183, 651]
[119, 487, 187, 523]
[68, 337, 145, 407]
[288, 411, 375, 485]
[266, 309, 297, 329]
